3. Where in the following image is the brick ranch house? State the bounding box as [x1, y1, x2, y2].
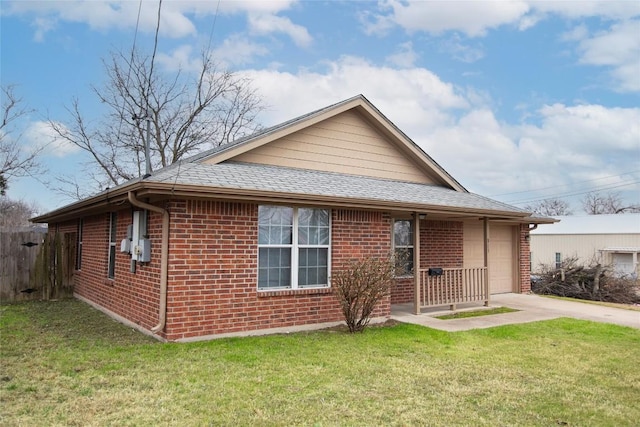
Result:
[33, 95, 553, 342]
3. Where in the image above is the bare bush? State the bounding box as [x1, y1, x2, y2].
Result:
[532, 257, 639, 304]
[332, 256, 396, 333]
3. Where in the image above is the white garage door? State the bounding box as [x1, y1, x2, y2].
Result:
[612, 253, 634, 276]
[490, 225, 515, 294]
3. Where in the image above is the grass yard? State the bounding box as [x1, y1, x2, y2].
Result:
[1, 300, 639, 426]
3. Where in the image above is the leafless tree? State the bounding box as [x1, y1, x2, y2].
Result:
[581, 191, 640, 214]
[524, 198, 573, 216]
[0, 85, 43, 195]
[49, 49, 264, 198]
[0, 197, 41, 228]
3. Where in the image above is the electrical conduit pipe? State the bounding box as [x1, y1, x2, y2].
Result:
[127, 191, 169, 334]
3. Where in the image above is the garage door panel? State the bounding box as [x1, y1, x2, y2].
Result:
[490, 225, 514, 294]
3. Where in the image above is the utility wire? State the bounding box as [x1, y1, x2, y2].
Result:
[172, 0, 221, 196]
[489, 169, 640, 197]
[113, 0, 144, 177]
[206, 0, 222, 54]
[507, 180, 640, 205]
[146, 0, 163, 106]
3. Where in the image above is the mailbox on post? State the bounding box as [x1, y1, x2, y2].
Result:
[428, 268, 443, 276]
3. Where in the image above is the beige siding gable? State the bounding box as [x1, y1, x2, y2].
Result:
[232, 110, 438, 184]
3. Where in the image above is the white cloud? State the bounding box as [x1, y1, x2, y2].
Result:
[155, 45, 203, 73]
[367, 0, 640, 37]
[440, 35, 485, 63]
[213, 34, 270, 67]
[365, 0, 531, 37]
[242, 56, 468, 129]
[574, 19, 640, 92]
[240, 59, 639, 205]
[5, 0, 301, 40]
[385, 42, 418, 68]
[23, 121, 80, 158]
[247, 13, 312, 47]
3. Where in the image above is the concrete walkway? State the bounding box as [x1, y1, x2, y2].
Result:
[391, 293, 640, 332]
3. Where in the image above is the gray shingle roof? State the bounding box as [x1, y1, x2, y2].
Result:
[148, 161, 527, 215]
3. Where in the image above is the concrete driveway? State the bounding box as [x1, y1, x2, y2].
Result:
[391, 293, 640, 332]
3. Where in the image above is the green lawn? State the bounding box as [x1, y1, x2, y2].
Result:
[1, 300, 639, 426]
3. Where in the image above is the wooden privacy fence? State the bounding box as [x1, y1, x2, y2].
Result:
[0, 228, 75, 302]
[419, 267, 489, 310]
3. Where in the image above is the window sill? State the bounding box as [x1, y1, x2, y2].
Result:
[257, 287, 332, 297]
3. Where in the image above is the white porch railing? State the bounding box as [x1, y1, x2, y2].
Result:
[420, 267, 489, 310]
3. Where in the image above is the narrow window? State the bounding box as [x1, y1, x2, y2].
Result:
[108, 212, 117, 279]
[555, 252, 562, 269]
[258, 206, 330, 290]
[75, 219, 83, 270]
[393, 219, 414, 275]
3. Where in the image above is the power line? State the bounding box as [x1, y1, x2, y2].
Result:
[488, 169, 640, 197]
[113, 0, 144, 175]
[206, 0, 222, 54]
[507, 179, 640, 205]
[146, 0, 163, 103]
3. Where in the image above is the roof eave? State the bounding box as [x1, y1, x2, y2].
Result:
[135, 182, 530, 219]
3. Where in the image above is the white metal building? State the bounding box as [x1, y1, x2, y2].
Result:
[530, 214, 640, 277]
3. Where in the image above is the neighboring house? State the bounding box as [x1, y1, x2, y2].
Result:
[530, 214, 640, 277]
[33, 95, 552, 342]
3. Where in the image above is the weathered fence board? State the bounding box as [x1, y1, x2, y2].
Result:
[1, 228, 75, 302]
[0, 228, 47, 302]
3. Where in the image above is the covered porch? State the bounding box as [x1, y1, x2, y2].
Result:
[391, 213, 534, 315]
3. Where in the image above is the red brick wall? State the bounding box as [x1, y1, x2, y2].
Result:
[58, 202, 396, 340]
[163, 202, 393, 341]
[391, 220, 464, 304]
[63, 208, 162, 331]
[519, 224, 531, 293]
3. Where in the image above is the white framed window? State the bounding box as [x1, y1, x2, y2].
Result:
[555, 252, 562, 269]
[393, 219, 414, 275]
[108, 212, 117, 279]
[258, 206, 330, 290]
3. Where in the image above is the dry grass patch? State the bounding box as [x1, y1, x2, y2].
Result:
[1, 299, 639, 426]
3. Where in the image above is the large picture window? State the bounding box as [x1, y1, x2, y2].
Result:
[393, 219, 414, 275]
[258, 206, 330, 290]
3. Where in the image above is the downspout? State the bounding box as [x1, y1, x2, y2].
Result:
[128, 191, 169, 334]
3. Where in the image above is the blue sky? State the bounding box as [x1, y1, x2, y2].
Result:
[1, 0, 639, 214]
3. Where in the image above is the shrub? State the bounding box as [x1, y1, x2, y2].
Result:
[532, 257, 640, 304]
[331, 256, 396, 333]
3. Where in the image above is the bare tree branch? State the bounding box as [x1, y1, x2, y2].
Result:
[0, 85, 43, 195]
[524, 198, 573, 216]
[581, 191, 632, 215]
[48, 48, 264, 199]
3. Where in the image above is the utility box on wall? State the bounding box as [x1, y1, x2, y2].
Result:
[131, 211, 151, 262]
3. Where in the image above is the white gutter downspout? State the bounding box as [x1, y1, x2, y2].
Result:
[128, 191, 169, 334]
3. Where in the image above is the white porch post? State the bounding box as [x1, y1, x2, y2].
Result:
[414, 212, 421, 315]
[483, 217, 490, 307]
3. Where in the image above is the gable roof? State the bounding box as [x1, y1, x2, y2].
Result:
[531, 214, 640, 235]
[33, 95, 550, 224]
[190, 94, 467, 191]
